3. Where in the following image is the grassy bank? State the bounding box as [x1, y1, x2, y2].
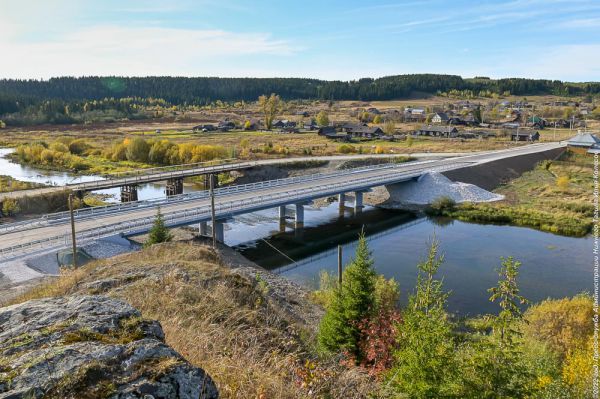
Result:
[0, 175, 45, 193]
[8, 242, 377, 398]
[433, 151, 593, 236]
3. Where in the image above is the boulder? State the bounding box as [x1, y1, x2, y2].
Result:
[0, 295, 218, 399]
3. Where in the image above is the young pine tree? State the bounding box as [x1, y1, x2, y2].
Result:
[318, 232, 377, 362]
[459, 257, 533, 399]
[387, 238, 460, 398]
[145, 207, 173, 247]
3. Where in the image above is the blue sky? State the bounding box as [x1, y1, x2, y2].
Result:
[1, 0, 599, 81]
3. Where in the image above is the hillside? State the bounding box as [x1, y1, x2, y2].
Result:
[3, 241, 378, 398]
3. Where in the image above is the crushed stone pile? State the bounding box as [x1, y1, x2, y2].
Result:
[391, 171, 504, 205]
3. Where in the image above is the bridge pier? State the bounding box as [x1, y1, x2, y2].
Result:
[295, 203, 304, 228]
[213, 220, 225, 243]
[203, 174, 219, 191]
[199, 221, 208, 236]
[166, 178, 184, 196]
[120, 185, 138, 202]
[354, 191, 364, 212]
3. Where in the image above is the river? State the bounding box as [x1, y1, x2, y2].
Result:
[0, 148, 204, 201]
[231, 202, 592, 316]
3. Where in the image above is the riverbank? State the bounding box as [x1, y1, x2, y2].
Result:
[434, 151, 593, 237]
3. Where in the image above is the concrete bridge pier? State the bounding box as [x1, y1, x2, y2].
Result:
[199, 221, 208, 236]
[120, 185, 138, 202]
[213, 220, 225, 243]
[354, 191, 364, 212]
[278, 205, 287, 232]
[166, 178, 184, 197]
[295, 203, 305, 228]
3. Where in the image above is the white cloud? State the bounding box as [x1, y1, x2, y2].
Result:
[0, 26, 298, 78]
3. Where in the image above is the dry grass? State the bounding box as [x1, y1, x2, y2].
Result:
[9, 241, 379, 398]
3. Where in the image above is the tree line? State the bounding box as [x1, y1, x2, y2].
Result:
[1, 75, 598, 107]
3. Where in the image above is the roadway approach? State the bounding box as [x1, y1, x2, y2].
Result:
[0, 142, 564, 263]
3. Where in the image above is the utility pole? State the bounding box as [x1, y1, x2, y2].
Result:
[337, 245, 343, 286]
[210, 174, 216, 249]
[68, 194, 77, 267]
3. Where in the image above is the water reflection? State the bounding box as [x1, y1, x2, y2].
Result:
[233, 202, 592, 315]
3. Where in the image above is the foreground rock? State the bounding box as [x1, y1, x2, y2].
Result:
[0, 295, 218, 399]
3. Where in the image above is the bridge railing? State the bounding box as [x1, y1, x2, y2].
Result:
[68, 159, 260, 190]
[0, 160, 440, 234]
[0, 161, 469, 261]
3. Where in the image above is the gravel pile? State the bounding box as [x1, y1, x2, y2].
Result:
[391, 171, 504, 205]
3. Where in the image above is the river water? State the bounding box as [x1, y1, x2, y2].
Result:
[232, 202, 592, 316]
[0, 149, 592, 315]
[0, 148, 203, 201]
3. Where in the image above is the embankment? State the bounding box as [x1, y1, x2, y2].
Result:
[442, 147, 565, 191]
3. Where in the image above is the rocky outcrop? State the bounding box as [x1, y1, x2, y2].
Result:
[0, 295, 218, 399]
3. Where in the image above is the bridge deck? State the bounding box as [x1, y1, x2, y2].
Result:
[0, 143, 564, 261]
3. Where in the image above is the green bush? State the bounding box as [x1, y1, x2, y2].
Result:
[426, 196, 456, 215]
[2, 198, 21, 216]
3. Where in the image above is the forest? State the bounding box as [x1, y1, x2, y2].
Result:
[1, 74, 598, 126]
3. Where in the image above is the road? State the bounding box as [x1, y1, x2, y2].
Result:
[0, 142, 564, 261]
[0, 151, 475, 201]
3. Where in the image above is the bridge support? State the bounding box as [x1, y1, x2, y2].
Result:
[354, 191, 364, 212]
[213, 220, 225, 243]
[338, 193, 345, 209]
[203, 174, 219, 191]
[166, 178, 184, 196]
[199, 221, 208, 236]
[120, 185, 138, 202]
[295, 203, 304, 228]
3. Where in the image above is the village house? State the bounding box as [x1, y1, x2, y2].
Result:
[272, 119, 296, 129]
[566, 132, 600, 155]
[511, 130, 540, 142]
[217, 120, 236, 131]
[193, 124, 217, 132]
[317, 126, 337, 136]
[431, 112, 449, 124]
[416, 125, 459, 138]
[303, 120, 319, 130]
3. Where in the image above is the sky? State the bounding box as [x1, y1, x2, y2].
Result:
[1, 0, 599, 81]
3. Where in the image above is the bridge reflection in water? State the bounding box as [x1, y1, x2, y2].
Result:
[235, 206, 424, 272]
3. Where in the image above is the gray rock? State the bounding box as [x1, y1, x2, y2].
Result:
[0, 295, 218, 399]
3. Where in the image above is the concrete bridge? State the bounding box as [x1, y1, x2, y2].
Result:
[0, 152, 466, 202]
[0, 142, 564, 262]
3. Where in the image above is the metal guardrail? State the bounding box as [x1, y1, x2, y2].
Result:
[0, 160, 469, 261]
[0, 159, 439, 234]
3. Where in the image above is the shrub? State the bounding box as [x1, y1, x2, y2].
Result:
[126, 137, 150, 163]
[373, 146, 385, 154]
[556, 176, 570, 190]
[2, 198, 21, 216]
[68, 139, 90, 155]
[337, 144, 356, 154]
[427, 196, 456, 215]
